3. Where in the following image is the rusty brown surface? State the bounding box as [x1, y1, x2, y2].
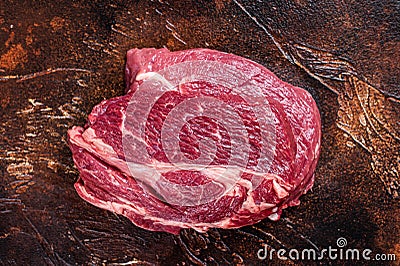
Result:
[1, 0, 399, 265]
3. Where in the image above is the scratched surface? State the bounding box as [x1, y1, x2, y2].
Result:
[1, 0, 399, 265]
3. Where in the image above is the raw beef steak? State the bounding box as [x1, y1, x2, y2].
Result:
[68, 48, 321, 234]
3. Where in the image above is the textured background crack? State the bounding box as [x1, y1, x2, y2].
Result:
[0, 0, 399, 265]
[231, 1, 400, 198]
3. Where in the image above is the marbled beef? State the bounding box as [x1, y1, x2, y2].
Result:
[68, 48, 321, 234]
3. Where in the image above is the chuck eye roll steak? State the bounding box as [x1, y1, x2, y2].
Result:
[68, 48, 321, 234]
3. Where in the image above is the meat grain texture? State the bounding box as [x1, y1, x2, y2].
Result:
[68, 48, 321, 234]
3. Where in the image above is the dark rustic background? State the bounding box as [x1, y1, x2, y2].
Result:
[1, 0, 399, 265]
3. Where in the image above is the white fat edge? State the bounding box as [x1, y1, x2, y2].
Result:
[82, 128, 117, 155]
[223, 172, 292, 215]
[268, 212, 280, 221]
[135, 71, 154, 81]
[135, 71, 175, 91]
[108, 168, 127, 187]
[272, 179, 290, 198]
[120, 106, 127, 131]
[234, 176, 276, 214]
[75, 183, 148, 216]
[106, 194, 237, 231]
[200, 165, 242, 185]
[147, 162, 289, 185]
[70, 128, 112, 157]
[130, 161, 242, 179]
[70, 127, 132, 175]
[84, 167, 128, 187]
[315, 141, 320, 155]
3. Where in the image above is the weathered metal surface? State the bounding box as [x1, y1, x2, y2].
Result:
[1, 0, 399, 265]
